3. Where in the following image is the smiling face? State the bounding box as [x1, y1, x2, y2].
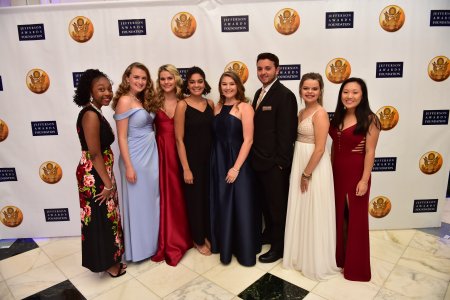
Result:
[187, 73, 205, 96]
[257, 59, 279, 87]
[127, 67, 147, 95]
[341, 81, 362, 111]
[220, 75, 237, 101]
[300, 79, 321, 105]
[159, 70, 176, 94]
[91, 76, 113, 108]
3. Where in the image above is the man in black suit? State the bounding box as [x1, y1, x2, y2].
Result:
[252, 53, 298, 263]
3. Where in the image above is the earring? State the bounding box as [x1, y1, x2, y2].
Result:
[89, 95, 93, 102]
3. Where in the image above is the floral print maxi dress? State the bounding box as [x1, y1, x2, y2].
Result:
[76, 106, 124, 272]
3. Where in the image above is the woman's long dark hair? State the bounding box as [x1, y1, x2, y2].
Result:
[331, 77, 380, 135]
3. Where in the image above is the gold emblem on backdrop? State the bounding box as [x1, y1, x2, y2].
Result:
[69, 16, 94, 43]
[369, 196, 392, 218]
[26, 69, 50, 94]
[0, 119, 9, 142]
[224, 61, 249, 84]
[171, 12, 197, 39]
[376, 106, 399, 131]
[39, 161, 63, 184]
[428, 56, 450, 82]
[325, 58, 351, 84]
[419, 151, 443, 175]
[1, 206, 24, 227]
[379, 5, 405, 32]
[274, 8, 300, 35]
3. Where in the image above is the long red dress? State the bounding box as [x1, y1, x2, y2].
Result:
[329, 124, 371, 281]
[152, 110, 192, 266]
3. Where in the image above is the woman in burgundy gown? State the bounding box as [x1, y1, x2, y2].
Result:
[152, 64, 192, 266]
[329, 77, 381, 281]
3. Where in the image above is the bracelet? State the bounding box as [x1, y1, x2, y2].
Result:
[231, 167, 240, 173]
[302, 172, 311, 179]
[104, 185, 113, 191]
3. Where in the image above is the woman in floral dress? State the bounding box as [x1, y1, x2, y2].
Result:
[74, 69, 125, 277]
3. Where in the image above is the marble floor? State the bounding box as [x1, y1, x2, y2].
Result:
[0, 225, 449, 300]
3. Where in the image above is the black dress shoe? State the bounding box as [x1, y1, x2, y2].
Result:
[258, 250, 282, 263]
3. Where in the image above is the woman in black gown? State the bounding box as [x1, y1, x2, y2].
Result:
[210, 71, 261, 266]
[74, 69, 125, 277]
[174, 66, 214, 256]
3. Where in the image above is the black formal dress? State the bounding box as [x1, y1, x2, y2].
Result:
[182, 100, 213, 245]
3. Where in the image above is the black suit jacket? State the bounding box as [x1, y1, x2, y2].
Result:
[251, 79, 298, 171]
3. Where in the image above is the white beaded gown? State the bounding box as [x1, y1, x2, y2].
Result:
[283, 109, 340, 281]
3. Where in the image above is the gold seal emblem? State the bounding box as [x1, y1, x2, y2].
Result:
[69, 16, 94, 43]
[0, 119, 9, 142]
[39, 161, 63, 184]
[325, 58, 351, 84]
[419, 151, 443, 175]
[1, 206, 23, 227]
[224, 61, 249, 84]
[428, 56, 450, 82]
[379, 5, 405, 32]
[369, 196, 391, 218]
[274, 8, 300, 35]
[171, 12, 197, 39]
[26, 69, 50, 94]
[376, 106, 399, 131]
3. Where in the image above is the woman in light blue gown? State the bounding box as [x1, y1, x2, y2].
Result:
[112, 62, 160, 262]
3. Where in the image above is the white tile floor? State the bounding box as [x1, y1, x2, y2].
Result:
[0, 199, 448, 299]
[0, 227, 449, 300]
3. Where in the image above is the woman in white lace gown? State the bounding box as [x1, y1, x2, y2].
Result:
[283, 73, 340, 281]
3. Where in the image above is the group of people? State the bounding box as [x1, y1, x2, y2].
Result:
[73, 52, 380, 282]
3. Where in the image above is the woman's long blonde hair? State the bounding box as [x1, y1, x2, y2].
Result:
[154, 64, 184, 110]
[112, 62, 158, 112]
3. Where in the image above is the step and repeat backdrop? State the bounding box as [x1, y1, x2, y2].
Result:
[0, 0, 449, 238]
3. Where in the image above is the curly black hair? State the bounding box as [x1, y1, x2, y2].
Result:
[182, 66, 211, 95]
[73, 69, 109, 107]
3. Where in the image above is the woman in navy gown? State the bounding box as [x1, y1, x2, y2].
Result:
[210, 71, 261, 266]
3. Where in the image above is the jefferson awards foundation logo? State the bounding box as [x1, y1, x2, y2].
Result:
[419, 151, 443, 175]
[18, 23, 45, 41]
[369, 196, 391, 218]
[39, 161, 63, 184]
[26, 69, 50, 94]
[1, 206, 23, 227]
[44, 208, 70, 222]
[274, 8, 299, 35]
[376, 62, 403, 78]
[430, 10, 450, 26]
[325, 58, 351, 84]
[224, 61, 249, 83]
[279, 65, 301, 80]
[221, 15, 249, 32]
[325, 12, 354, 29]
[118, 19, 146, 36]
[422, 110, 449, 125]
[376, 106, 399, 130]
[69, 16, 94, 43]
[428, 56, 450, 82]
[0, 168, 17, 182]
[379, 5, 405, 32]
[171, 12, 196, 39]
[372, 157, 397, 172]
[0, 119, 9, 142]
[31, 121, 58, 136]
[413, 199, 438, 213]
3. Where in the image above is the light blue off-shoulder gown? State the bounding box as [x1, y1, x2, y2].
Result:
[114, 108, 160, 262]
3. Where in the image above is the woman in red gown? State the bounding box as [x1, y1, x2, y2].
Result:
[151, 64, 192, 266]
[329, 77, 381, 281]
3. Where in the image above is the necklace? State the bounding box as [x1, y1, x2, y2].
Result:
[129, 93, 141, 103]
[90, 103, 103, 115]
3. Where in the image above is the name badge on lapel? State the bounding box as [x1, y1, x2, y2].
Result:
[262, 106, 272, 111]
